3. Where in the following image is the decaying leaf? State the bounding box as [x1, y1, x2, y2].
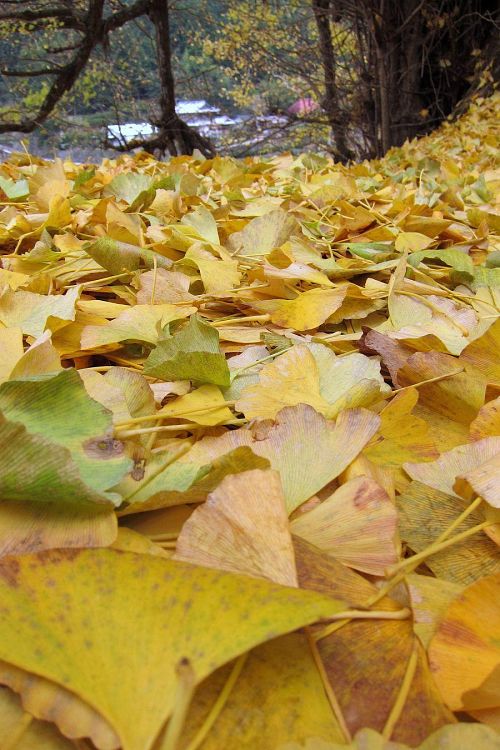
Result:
[291, 476, 400, 575]
[428, 573, 500, 713]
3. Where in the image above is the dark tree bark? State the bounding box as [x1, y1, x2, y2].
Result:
[122, 0, 214, 157]
[326, 0, 498, 157]
[311, 0, 354, 162]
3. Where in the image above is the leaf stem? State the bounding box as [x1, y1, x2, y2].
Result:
[306, 628, 352, 743]
[79, 271, 133, 287]
[433, 496, 483, 542]
[4, 712, 33, 750]
[391, 368, 464, 393]
[231, 348, 292, 375]
[382, 639, 419, 739]
[160, 659, 196, 750]
[116, 418, 245, 438]
[315, 498, 487, 640]
[184, 654, 248, 750]
[314, 608, 411, 642]
[212, 314, 270, 326]
[385, 520, 492, 578]
[115, 401, 237, 428]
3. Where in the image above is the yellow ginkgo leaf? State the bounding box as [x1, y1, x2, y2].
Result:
[136, 268, 195, 305]
[184, 243, 241, 294]
[460, 318, 500, 384]
[0, 661, 119, 750]
[255, 287, 348, 331]
[428, 572, 500, 712]
[0, 684, 76, 750]
[277, 724, 500, 750]
[294, 539, 453, 745]
[395, 232, 434, 253]
[80, 367, 155, 427]
[455, 452, 500, 507]
[364, 388, 438, 467]
[175, 469, 297, 586]
[80, 303, 196, 349]
[0, 549, 345, 750]
[406, 573, 464, 649]
[339, 453, 395, 502]
[0, 501, 117, 559]
[398, 481, 500, 585]
[227, 208, 297, 257]
[235, 345, 330, 420]
[45, 195, 72, 230]
[183, 633, 345, 750]
[236, 344, 388, 421]
[110, 527, 169, 557]
[0, 327, 23, 383]
[159, 384, 233, 426]
[388, 293, 479, 355]
[178, 404, 381, 514]
[291, 476, 400, 575]
[405, 437, 500, 502]
[8, 331, 62, 380]
[0, 286, 80, 338]
[470, 397, 500, 440]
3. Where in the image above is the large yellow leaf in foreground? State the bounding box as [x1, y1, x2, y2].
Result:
[0, 549, 345, 750]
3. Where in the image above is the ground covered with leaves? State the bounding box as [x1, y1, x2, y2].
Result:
[0, 94, 499, 750]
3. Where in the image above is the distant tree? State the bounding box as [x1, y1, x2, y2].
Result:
[0, 0, 214, 156]
[113, 0, 214, 155]
[200, 0, 499, 159]
[312, 0, 499, 157]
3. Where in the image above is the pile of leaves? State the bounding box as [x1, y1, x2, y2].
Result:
[0, 93, 499, 750]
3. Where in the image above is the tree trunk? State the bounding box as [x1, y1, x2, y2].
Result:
[146, 0, 214, 157]
[311, 0, 354, 162]
[0, 0, 105, 134]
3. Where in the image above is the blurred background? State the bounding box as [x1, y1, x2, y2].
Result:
[0, 0, 498, 162]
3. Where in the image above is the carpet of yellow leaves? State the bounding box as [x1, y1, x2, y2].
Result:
[0, 94, 499, 749]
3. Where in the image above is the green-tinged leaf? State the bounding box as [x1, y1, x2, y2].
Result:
[227, 208, 297, 256]
[0, 369, 131, 505]
[0, 286, 81, 338]
[80, 303, 196, 349]
[181, 206, 220, 244]
[144, 314, 230, 386]
[408, 248, 474, 274]
[84, 237, 171, 275]
[120, 446, 270, 514]
[0, 176, 29, 200]
[105, 172, 154, 209]
[398, 481, 500, 584]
